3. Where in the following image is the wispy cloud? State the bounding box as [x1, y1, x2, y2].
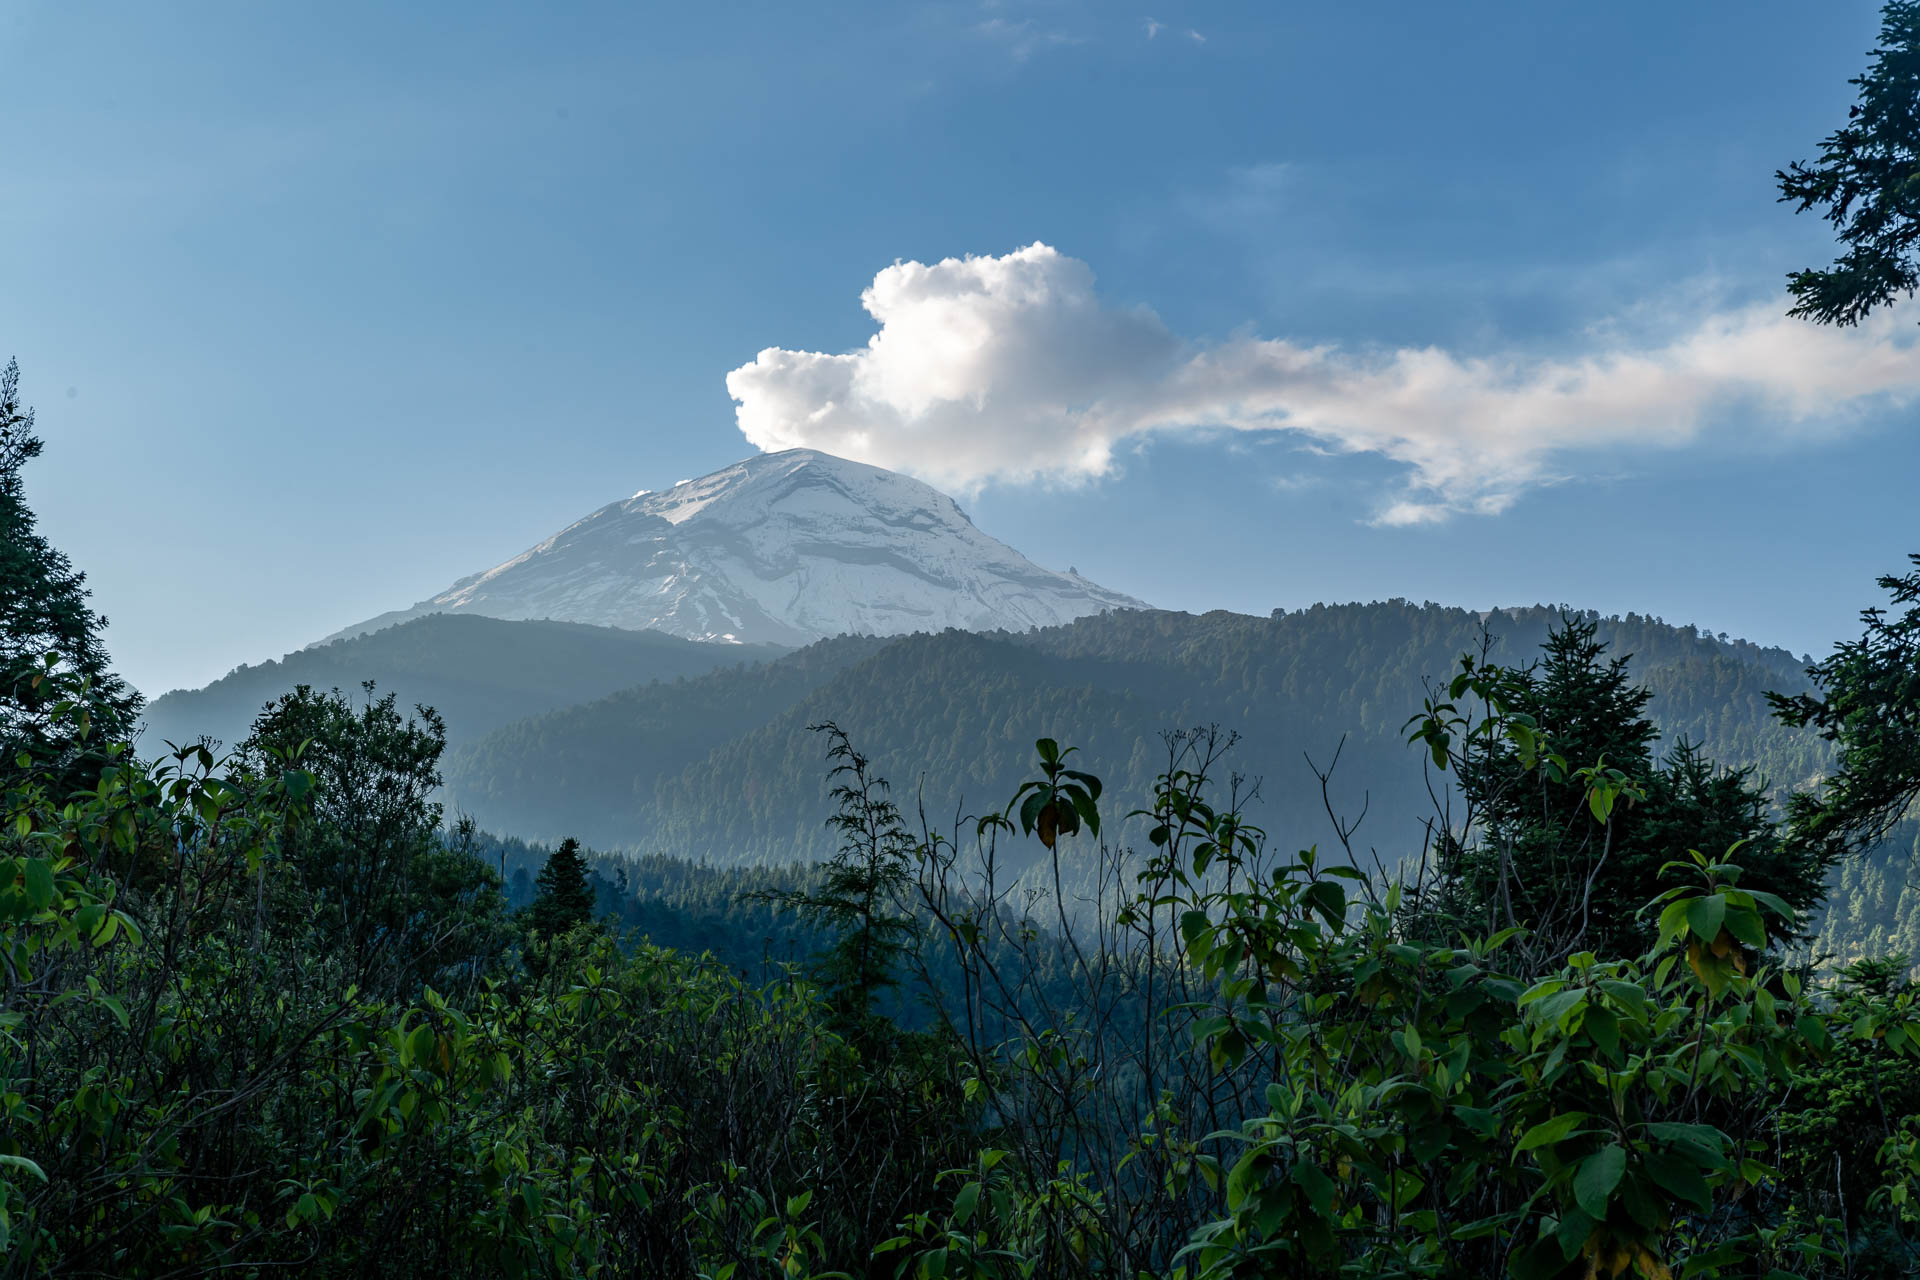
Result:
[725, 243, 1920, 524]
[975, 17, 1082, 62]
[1181, 161, 1290, 233]
[1142, 17, 1203, 46]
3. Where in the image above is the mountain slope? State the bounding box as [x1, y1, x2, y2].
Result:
[324, 449, 1148, 647]
[440, 633, 891, 834]
[442, 603, 1825, 865]
[139, 614, 785, 756]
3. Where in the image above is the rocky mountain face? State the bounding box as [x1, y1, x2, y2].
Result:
[324, 449, 1147, 647]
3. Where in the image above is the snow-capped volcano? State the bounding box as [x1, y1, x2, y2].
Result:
[323, 450, 1148, 647]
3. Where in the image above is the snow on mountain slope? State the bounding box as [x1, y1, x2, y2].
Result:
[322, 450, 1149, 647]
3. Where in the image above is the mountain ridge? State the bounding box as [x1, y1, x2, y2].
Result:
[139, 614, 787, 756]
[442, 601, 1826, 870]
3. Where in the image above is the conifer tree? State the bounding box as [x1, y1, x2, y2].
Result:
[529, 836, 596, 938]
[1425, 619, 1820, 960]
[1771, 555, 1920, 870]
[0, 358, 139, 779]
[1778, 1, 1920, 325]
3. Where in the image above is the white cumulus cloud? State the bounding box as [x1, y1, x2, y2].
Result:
[724, 243, 1920, 522]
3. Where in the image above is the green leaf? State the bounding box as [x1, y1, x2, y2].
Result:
[1532, 988, 1586, 1027]
[1304, 878, 1345, 925]
[1572, 1145, 1627, 1218]
[1069, 788, 1101, 836]
[1686, 894, 1726, 942]
[1642, 1149, 1711, 1211]
[22, 859, 54, 911]
[1508, 721, 1540, 769]
[1723, 907, 1768, 949]
[1517, 979, 1566, 1007]
[1292, 1159, 1335, 1216]
[0, 1153, 47, 1182]
[1019, 791, 1044, 834]
[1596, 979, 1649, 1013]
[1554, 1207, 1596, 1260]
[1516, 1112, 1587, 1152]
[1061, 768, 1102, 798]
[1643, 1122, 1729, 1155]
[1408, 1120, 1451, 1164]
[1656, 899, 1692, 945]
[950, 1180, 980, 1226]
[1180, 909, 1213, 947]
[1584, 1006, 1621, 1061]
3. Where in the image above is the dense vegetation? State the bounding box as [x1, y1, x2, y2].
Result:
[10, 604, 1920, 1276]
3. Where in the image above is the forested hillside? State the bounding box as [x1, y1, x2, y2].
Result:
[1818, 818, 1920, 961]
[446, 601, 1827, 873]
[138, 613, 786, 755]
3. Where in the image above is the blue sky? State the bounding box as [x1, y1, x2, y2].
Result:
[2, 0, 1912, 697]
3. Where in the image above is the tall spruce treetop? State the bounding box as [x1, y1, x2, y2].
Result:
[1771, 6, 1920, 961]
[529, 836, 597, 938]
[1430, 620, 1820, 962]
[0, 359, 138, 774]
[1778, 1, 1920, 324]
[1771, 556, 1920, 868]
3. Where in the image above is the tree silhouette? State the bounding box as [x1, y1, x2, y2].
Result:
[530, 836, 596, 938]
[0, 358, 138, 783]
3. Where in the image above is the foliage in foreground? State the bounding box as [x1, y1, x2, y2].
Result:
[0, 684, 968, 1277]
[8, 637, 1920, 1278]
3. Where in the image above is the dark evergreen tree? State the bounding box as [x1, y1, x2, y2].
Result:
[1427, 619, 1820, 960]
[529, 836, 596, 938]
[1771, 555, 1920, 878]
[1777, 2, 1920, 325]
[0, 358, 138, 780]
